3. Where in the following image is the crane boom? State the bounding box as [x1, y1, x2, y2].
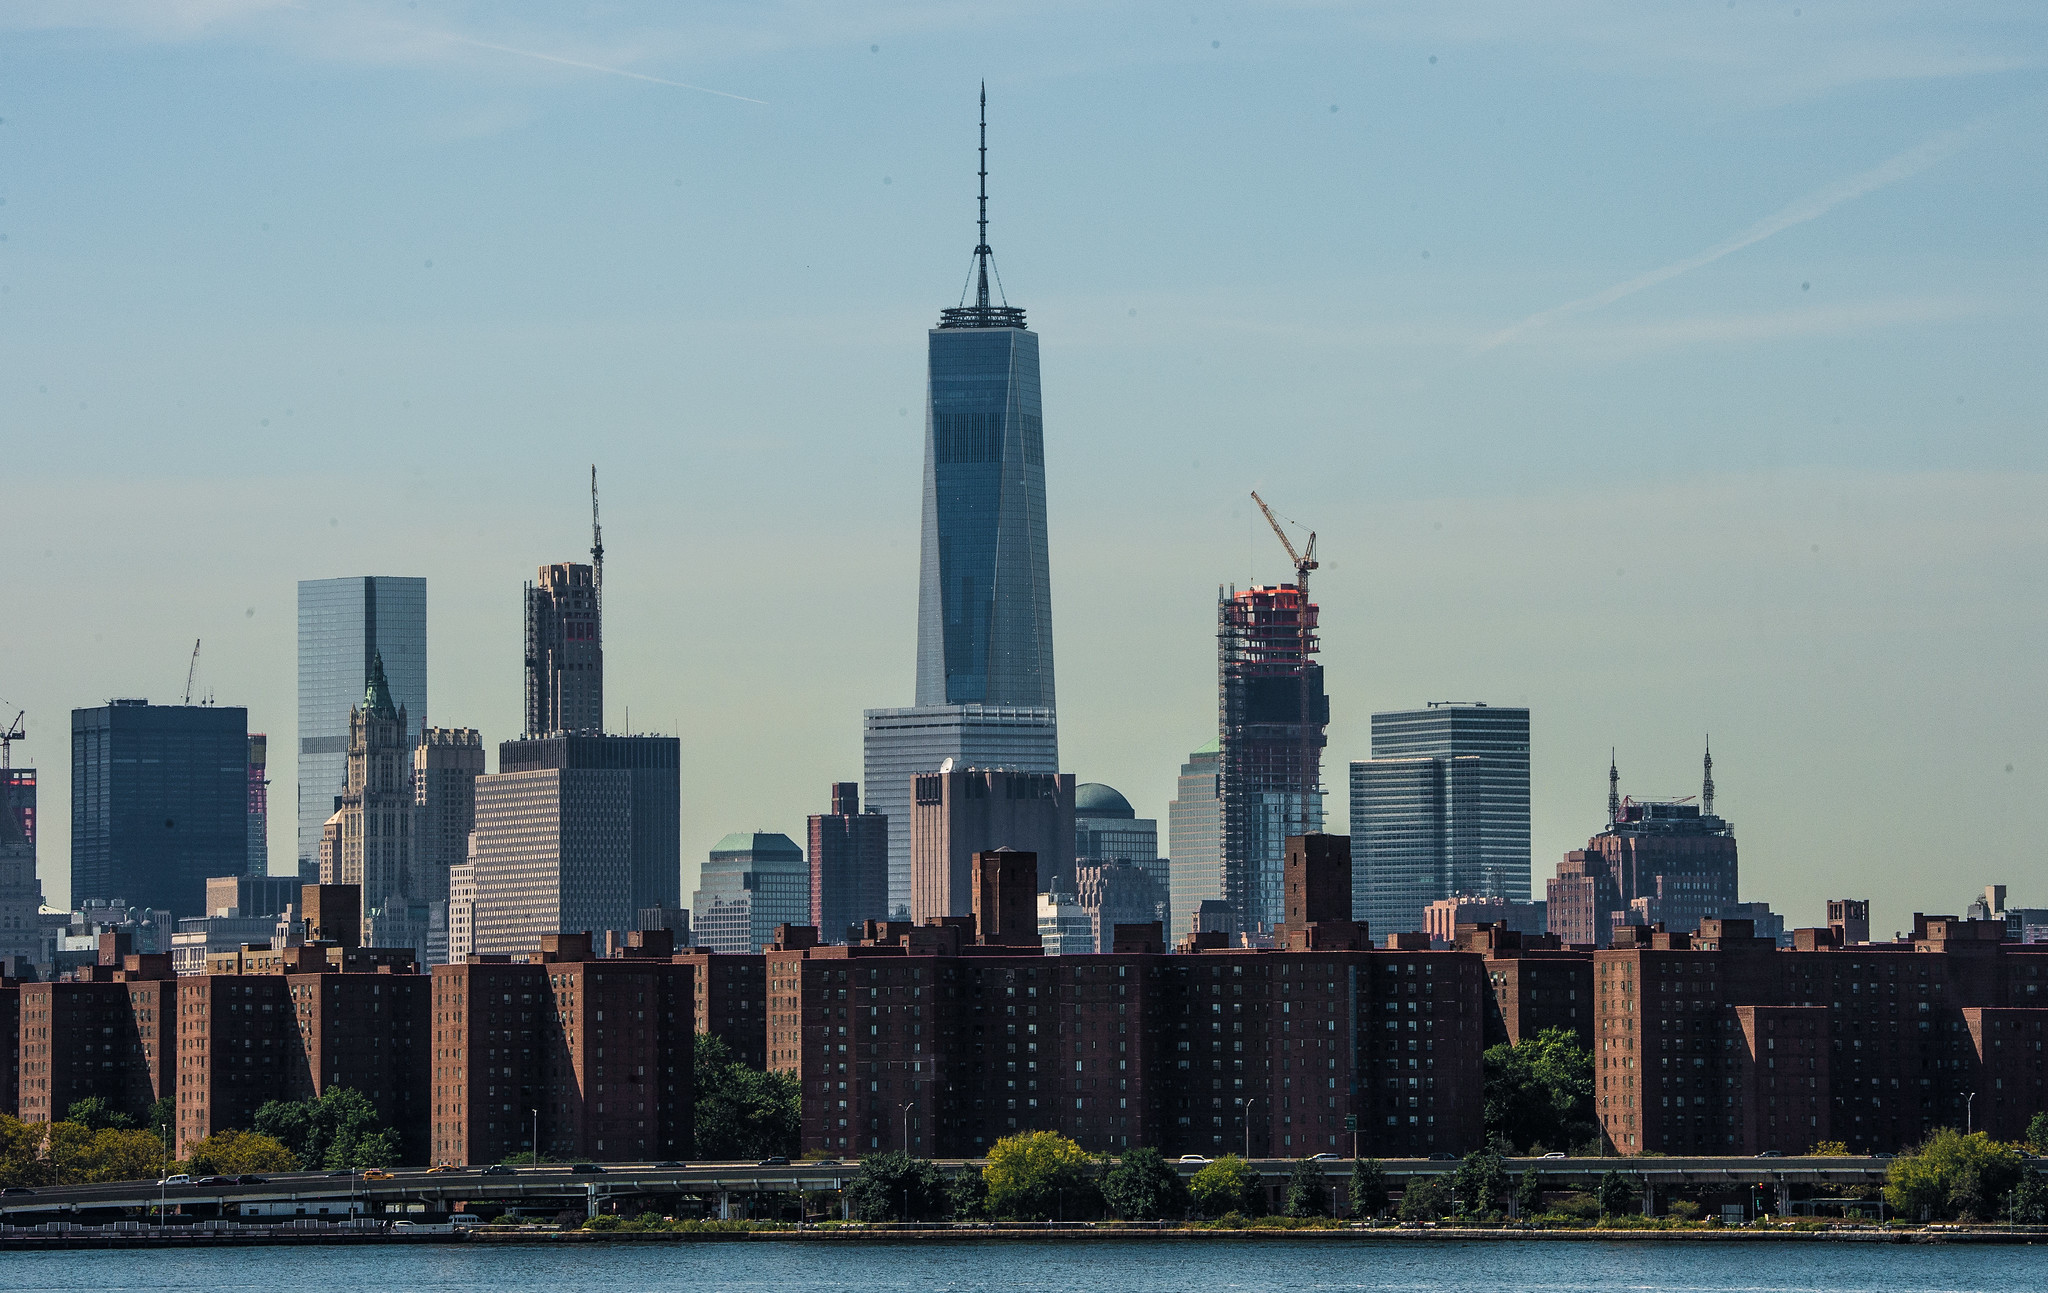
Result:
[0, 710, 22, 770]
[183, 639, 201, 706]
[1250, 491, 1317, 587]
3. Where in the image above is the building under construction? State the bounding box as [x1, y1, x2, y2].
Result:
[1217, 582, 1327, 940]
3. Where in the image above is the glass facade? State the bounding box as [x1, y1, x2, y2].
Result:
[296, 577, 426, 876]
[692, 831, 808, 954]
[71, 700, 249, 918]
[1166, 740, 1222, 943]
[915, 325, 1056, 715]
[862, 703, 1058, 915]
[1351, 704, 1531, 939]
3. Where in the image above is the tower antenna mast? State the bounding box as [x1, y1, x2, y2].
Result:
[975, 81, 991, 312]
[1702, 735, 1715, 816]
[590, 464, 604, 626]
[1608, 750, 1621, 827]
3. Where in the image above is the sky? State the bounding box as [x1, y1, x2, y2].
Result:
[2, 1, 2044, 935]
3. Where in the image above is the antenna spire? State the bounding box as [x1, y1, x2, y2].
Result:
[975, 81, 991, 312]
[1607, 749, 1620, 827]
[1702, 734, 1715, 816]
[939, 83, 1025, 329]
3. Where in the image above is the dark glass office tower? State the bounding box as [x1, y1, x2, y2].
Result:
[867, 87, 1060, 913]
[72, 700, 249, 917]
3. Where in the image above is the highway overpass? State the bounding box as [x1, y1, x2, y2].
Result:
[0, 1156, 1892, 1222]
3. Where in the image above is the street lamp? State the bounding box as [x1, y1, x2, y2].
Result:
[1966, 1093, 1977, 1136]
[900, 1103, 918, 1222]
[531, 1108, 540, 1161]
[1243, 1098, 1258, 1161]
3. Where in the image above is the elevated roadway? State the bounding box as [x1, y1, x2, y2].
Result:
[0, 1156, 1890, 1219]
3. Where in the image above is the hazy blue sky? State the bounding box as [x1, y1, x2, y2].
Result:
[4, 2, 2043, 933]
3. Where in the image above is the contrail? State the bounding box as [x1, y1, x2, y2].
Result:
[1473, 121, 1979, 354]
[445, 35, 766, 104]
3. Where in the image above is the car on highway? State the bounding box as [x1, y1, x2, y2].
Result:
[426, 1164, 460, 1174]
[1754, 1151, 1783, 1159]
[652, 1161, 688, 1169]
[0, 1187, 33, 1197]
[1539, 1152, 1567, 1160]
[479, 1165, 517, 1176]
[1308, 1152, 1340, 1162]
[570, 1164, 607, 1175]
[810, 1159, 843, 1167]
[1178, 1155, 1210, 1165]
[1427, 1153, 1457, 1162]
[235, 1175, 269, 1185]
[361, 1169, 395, 1180]
[194, 1175, 235, 1187]
[157, 1173, 191, 1187]
[756, 1156, 790, 1167]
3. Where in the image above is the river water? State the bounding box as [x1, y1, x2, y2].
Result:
[0, 1239, 2042, 1293]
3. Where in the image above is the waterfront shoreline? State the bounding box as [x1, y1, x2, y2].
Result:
[1, 1224, 2043, 1251]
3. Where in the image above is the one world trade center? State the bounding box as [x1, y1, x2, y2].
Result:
[864, 86, 1062, 917]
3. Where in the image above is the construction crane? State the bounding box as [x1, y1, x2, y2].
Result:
[1249, 491, 1322, 843]
[183, 639, 202, 705]
[0, 710, 23, 770]
[1250, 491, 1316, 598]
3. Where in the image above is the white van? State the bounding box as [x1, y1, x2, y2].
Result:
[158, 1174, 191, 1187]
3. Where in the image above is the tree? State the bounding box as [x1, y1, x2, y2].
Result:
[64, 1098, 133, 1131]
[1595, 1170, 1637, 1218]
[184, 1129, 298, 1176]
[2009, 1170, 2048, 1224]
[1283, 1156, 1331, 1217]
[948, 1167, 990, 1221]
[1809, 1140, 1851, 1157]
[2030, 1112, 2048, 1155]
[1348, 1157, 1388, 1218]
[0, 1116, 48, 1189]
[1101, 1147, 1188, 1221]
[147, 1098, 175, 1153]
[1451, 1150, 1507, 1219]
[1397, 1174, 1450, 1221]
[1189, 1153, 1263, 1218]
[983, 1130, 1099, 1220]
[1886, 1128, 2026, 1222]
[843, 1150, 948, 1221]
[692, 1034, 800, 1161]
[1514, 1168, 1544, 1216]
[1482, 1028, 1596, 1155]
[43, 1121, 167, 1184]
[253, 1088, 400, 1169]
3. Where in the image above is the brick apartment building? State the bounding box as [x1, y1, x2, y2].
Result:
[17, 937, 178, 1127]
[671, 946, 767, 1068]
[430, 930, 693, 1167]
[1458, 924, 1595, 1047]
[1594, 914, 2048, 1156]
[767, 836, 1490, 1160]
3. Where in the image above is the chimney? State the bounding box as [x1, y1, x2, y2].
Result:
[974, 848, 1041, 947]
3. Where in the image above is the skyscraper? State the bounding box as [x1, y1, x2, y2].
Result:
[298, 577, 426, 878]
[245, 734, 268, 876]
[499, 734, 680, 913]
[1166, 739, 1222, 943]
[1544, 748, 1736, 946]
[1074, 782, 1166, 928]
[0, 772, 41, 974]
[863, 87, 1060, 914]
[1217, 585, 1327, 941]
[1350, 704, 1530, 938]
[72, 699, 248, 917]
[467, 767, 632, 957]
[336, 655, 417, 930]
[808, 782, 889, 943]
[910, 768, 1075, 924]
[414, 727, 484, 906]
[693, 832, 808, 954]
[524, 562, 602, 737]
